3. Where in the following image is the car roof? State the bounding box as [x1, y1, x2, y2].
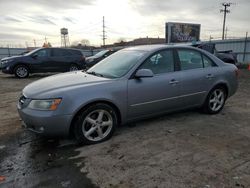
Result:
[123, 44, 198, 52]
[40, 47, 81, 51]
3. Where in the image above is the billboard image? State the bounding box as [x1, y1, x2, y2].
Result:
[166, 22, 201, 43]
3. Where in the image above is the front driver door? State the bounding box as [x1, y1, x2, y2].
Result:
[127, 49, 183, 120]
[30, 48, 52, 73]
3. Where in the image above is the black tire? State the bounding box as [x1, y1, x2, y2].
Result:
[14, 65, 29, 78]
[203, 86, 227, 114]
[69, 64, 79, 71]
[74, 103, 118, 145]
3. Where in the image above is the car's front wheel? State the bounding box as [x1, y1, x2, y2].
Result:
[74, 103, 118, 145]
[14, 65, 29, 78]
[203, 86, 227, 114]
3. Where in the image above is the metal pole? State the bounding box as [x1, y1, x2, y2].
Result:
[64, 35, 66, 48]
[7, 44, 10, 57]
[102, 16, 106, 47]
[243, 32, 248, 62]
[222, 5, 227, 40]
[33, 39, 36, 47]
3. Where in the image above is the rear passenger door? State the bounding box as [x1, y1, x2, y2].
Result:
[176, 48, 215, 107]
[51, 49, 72, 72]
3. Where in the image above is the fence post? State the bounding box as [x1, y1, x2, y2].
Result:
[243, 32, 248, 62]
[7, 45, 10, 57]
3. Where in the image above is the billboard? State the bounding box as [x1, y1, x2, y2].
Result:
[165, 22, 201, 43]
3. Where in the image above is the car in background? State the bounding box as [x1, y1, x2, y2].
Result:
[0, 47, 86, 78]
[17, 45, 238, 145]
[85, 49, 117, 68]
[192, 42, 238, 64]
[215, 50, 238, 64]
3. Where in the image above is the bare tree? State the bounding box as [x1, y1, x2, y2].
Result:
[71, 39, 90, 47]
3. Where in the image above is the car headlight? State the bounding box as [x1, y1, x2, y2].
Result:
[28, 98, 62, 111]
[1, 59, 13, 64]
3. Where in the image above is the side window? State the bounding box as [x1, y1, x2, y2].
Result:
[61, 49, 72, 56]
[203, 55, 216, 68]
[52, 49, 63, 57]
[34, 49, 49, 57]
[70, 50, 81, 56]
[177, 49, 203, 70]
[140, 50, 174, 74]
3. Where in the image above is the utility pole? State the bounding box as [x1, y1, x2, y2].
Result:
[225, 27, 228, 39]
[102, 16, 106, 47]
[33, 39, 36, 47]
[220, 2, 232, 40]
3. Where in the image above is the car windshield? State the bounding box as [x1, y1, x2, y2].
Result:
[24, 48, 41, 56]
[93, 50, 109, 58]
[87, 50, 145, 78]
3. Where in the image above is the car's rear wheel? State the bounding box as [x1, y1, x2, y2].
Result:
[14, 65, 29, 78]
[69, 64, 79, 71]
[74, 103, 117, 145]
[203, 87, 226, 114]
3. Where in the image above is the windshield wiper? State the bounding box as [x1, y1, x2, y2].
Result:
[86, 71, 104, 77]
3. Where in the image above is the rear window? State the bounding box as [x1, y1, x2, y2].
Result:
[61, 49, 72, 56]
[52, 49, 72, 56]
[52, 49, 62, 56]
[70, 50, 82, 56]
[52, 48, 81, 56]
[202, 55, 216, 67]
[177, 49, 203, 70]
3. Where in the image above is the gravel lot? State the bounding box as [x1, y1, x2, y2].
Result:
[0, 70, 250, 188]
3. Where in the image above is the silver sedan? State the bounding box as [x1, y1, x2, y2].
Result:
[17, 45, 238, 144]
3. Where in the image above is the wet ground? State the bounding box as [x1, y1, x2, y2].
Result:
[0, 73, 97, 188]
[0, 132, 96, 188]
[0, 70, 250, 188]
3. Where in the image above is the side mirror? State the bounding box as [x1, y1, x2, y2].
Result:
[135, 69, 154, 78]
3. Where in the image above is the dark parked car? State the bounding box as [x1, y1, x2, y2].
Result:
[192, 42, 238, 64]
[215, 50, 238, 64]
[18, 45, 238, 145]
[85, 49, 117, 68]
[0, 47, 85, 78]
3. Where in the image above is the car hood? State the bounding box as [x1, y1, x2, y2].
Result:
[23, 71, 111, 98]
[1, 55, 22, 61]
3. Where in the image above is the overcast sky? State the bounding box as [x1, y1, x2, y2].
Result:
[0, 0, 249, 47]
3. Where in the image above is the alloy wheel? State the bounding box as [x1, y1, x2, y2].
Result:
[82, 109, 113, 142]
[208, 89, 225, 112]
[16, 66, 28, 78]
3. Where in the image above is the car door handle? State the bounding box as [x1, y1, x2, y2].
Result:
[206, 74, 214, 79]
[169, 79, 179, 85]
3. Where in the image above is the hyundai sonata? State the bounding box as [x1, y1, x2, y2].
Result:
[17, 45, 238, 144]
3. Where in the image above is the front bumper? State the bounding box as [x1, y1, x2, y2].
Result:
[18, 106, 73, 137]
[1, 65, 13, 74]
